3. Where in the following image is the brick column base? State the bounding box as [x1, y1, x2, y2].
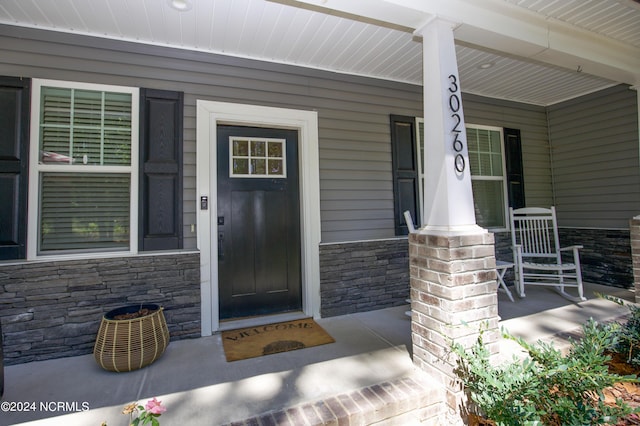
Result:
[630, 218, 640, 303]
[409, 231, 500, 421]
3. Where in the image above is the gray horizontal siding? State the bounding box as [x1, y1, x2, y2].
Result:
[0, 24, 422, 245]
[462, 93, 554, 208]
[547, 85, 640, 228]
[8, 25, 605, 243]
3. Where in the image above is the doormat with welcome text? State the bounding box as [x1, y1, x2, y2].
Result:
[221, 318, 335, 362]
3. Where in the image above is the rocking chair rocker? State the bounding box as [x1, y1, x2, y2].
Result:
[509, 206, 586, 302]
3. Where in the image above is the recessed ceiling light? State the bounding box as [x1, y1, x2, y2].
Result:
[477, 62, 494, 70]
[170, 0, 192, 11]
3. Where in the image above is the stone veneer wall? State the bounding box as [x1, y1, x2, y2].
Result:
[558, 228, 632, 288]
[493, 229, 632, 288]
[319, 238, 410, 317]
[0, 252, 200, 365]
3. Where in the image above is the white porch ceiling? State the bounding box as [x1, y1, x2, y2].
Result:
[0, 0, 638, 106]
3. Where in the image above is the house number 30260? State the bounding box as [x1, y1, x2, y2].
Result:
[448, 74, 465, 173]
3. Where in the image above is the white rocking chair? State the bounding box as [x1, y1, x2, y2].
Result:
[509, 207, 586, 302]
[403, 210, 416, 317]
[403, 210, 416, 233]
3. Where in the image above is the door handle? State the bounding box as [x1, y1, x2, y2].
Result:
[218, 232, 224, 260]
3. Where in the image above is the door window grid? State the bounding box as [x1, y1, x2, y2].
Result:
[229, 137, 286, 178]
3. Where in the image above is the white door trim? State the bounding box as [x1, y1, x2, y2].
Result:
[196, 100, 321, 335]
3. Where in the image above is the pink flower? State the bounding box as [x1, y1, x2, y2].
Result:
[144, 398, 166, 415]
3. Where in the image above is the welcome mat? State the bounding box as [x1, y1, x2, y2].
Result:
[221, 318, 335, 362]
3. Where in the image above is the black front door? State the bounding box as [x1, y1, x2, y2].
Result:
[217, 125, 302, 320]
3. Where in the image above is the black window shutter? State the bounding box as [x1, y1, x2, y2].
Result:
[139, 89, 184, 251]
[0, 77, 30, 260]
[390, 115, 420, 235]
[504, 127, 526, 209]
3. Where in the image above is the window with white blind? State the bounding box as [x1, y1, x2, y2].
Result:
[466, 125, 508, 229]
[415, 121, 508, 230]
[28, 80, 139, 257]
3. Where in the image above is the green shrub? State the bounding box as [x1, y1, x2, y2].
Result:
[594, 292, 640, 367]
[451, 329, 540, 424]
[612, 304, 640, 367]
[451, 320, 638, 426]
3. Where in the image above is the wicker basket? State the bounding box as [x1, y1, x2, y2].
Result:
[93, 304, 170, 372]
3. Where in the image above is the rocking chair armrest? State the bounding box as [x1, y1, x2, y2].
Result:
[511, 244, 523, 261]
[560, 245, 583, 251]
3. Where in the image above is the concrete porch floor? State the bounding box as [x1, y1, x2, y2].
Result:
[2, 281, 636, 426]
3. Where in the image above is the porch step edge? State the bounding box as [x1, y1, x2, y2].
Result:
[221, 373, 445, 426]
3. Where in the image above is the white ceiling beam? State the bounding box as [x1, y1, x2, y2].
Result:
[281, 0, 427, 29]
[289, 0, 640, 86]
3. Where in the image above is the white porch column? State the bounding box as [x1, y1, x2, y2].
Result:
[410, 18, 499, 423]
[417, 17, 484, 237]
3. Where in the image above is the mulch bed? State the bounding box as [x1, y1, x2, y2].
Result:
[606, 352, 640, 425]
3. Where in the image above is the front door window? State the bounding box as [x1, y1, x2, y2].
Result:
[230, 137, 286, 177]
